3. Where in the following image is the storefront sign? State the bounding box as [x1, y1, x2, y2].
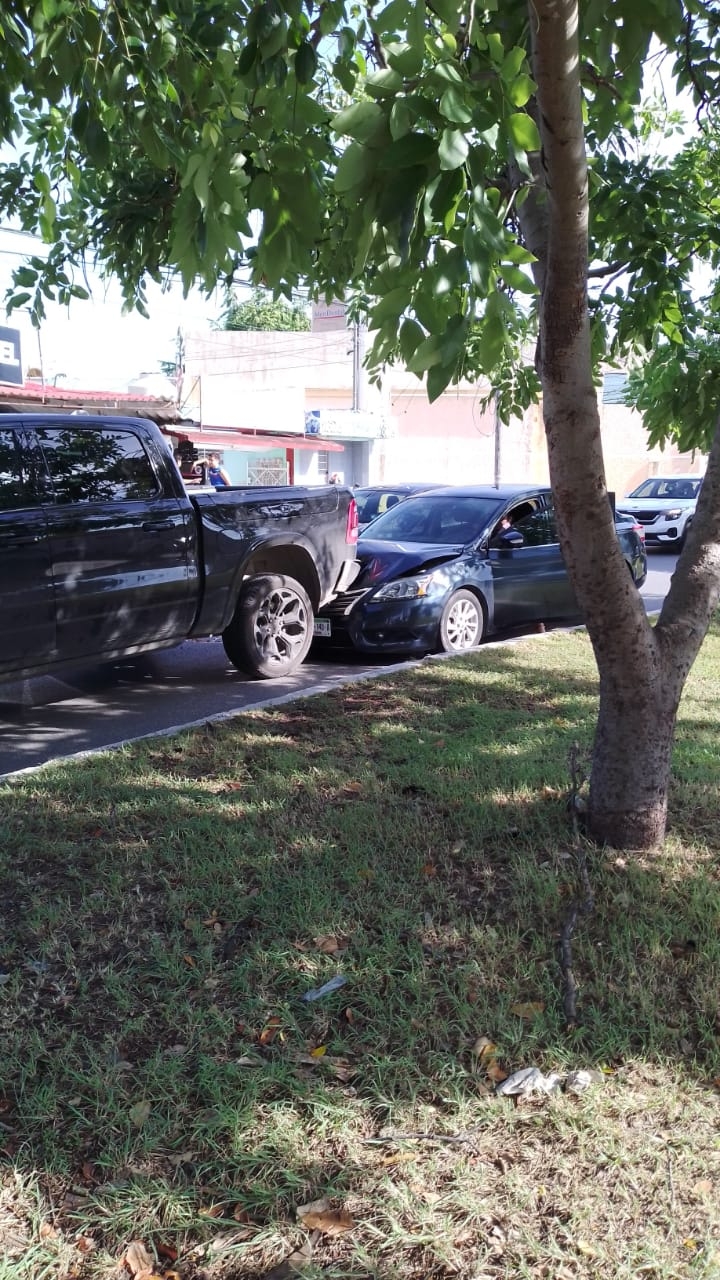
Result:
[0, 326, 22, 385]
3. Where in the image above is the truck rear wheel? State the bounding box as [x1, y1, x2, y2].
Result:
[222, 573, 314, 679]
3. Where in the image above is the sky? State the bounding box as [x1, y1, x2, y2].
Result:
[0, 226, 224, 393]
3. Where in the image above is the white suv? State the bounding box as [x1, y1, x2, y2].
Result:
[620, 474, 703, 550]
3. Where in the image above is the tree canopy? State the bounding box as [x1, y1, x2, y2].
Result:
[219, 288, 310, 331]
[2, 0, 718, 433]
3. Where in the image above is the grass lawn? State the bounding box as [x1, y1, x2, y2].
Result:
[1, 622, 720, 1280]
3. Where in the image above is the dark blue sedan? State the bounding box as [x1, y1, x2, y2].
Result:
[313, 485, 647, 656]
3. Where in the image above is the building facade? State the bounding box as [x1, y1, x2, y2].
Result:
[180, 331, 706, 494]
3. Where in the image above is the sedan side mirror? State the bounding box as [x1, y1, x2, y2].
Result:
[490, 528, 525, 548]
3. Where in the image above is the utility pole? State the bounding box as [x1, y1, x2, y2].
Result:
[493, 389, 501, 487]
[352, 321, 366, 412]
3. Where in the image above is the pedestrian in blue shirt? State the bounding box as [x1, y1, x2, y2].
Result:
[207, 452, 231, 487]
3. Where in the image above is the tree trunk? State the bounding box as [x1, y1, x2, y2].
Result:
[526, 0, 720, 849]
[589, 669, 678, 848]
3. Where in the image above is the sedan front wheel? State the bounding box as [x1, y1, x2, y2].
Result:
[438, 590, 484, 653]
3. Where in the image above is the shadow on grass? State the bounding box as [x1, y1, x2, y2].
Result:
[1, 631, 719, 1277]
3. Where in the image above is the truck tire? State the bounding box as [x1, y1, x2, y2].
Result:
[222, 574, 314, 679]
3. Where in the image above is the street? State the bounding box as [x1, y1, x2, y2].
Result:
[0, 551, 675, 778]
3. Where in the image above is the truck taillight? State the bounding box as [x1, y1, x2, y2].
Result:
[346, 497, 359, 544]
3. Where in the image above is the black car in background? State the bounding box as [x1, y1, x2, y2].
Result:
[354, 482, 443, 532]
[314, 485, 647, 657]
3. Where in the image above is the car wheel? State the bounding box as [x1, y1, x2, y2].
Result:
[438, 590, 484, 653]
[675, 519, 692, 551]
[222, 573, 314, 679]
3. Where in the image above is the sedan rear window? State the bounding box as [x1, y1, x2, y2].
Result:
[363, 495, 502, 544]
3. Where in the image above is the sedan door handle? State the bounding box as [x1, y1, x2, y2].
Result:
[142, 520, 175, 533]
[0, 534, 43, 546]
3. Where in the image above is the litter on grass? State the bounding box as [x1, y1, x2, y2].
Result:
[301, 975, 348, 1002]
[495, 1066, 605, 1097]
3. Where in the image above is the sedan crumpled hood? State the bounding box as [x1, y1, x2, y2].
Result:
[355, 538, 466, 586]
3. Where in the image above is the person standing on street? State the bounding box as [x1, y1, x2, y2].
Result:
[207, 453, 231, 487]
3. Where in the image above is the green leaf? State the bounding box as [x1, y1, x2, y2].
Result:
[386, 42, 424, 77]
[507, 112, 541, 152]
[365, 68, 403, 96]
[193, 161, 210, 209]
[369, 287, 408, 326]
[427, 360, 456, 401]
[379, 133, 436, 169]
[473, 313, 507, 371]
[407, 332, 444, 372]
[332, 99, 385, 141]
[334, 142, 373, 192]
[508, 73, 536, 108]
[438, 128, 469, 170]
[440, 86, 473, 125]
[237, 41, 258, 75]
[399, 317, 425, 363]
[295, 41, 317, 85]
[500, 264, 537, 293]
[501, 46, 526, 82]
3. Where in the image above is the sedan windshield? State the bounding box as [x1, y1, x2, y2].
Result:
[360, 494, 503, 545]
[628, 478, 701, 500]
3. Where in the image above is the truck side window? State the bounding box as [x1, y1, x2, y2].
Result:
[35, 427, 161, 503]
[0, 428, 36, 511]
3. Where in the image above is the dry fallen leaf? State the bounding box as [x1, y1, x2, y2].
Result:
[380, 1151, 417, 1167]
[472, 1036, 497, 1062]
[310, 1045, 327, 1058]
[39, 1222, 59, 1241]
[486, 1059, 509, 1084]
[75, 1236, 95, 1254]
[510, 1001, 546, 1021]
[695, 1179, 713, 1195]
[421, 862, 437, 877]
[314, 934, 347, 954]
[199, 1204, 225, 1219]
[297, 1198, 356, 1236]
[123, 1239, 162, 1279]
[129, 1099, 151, 1128]
[472, 1035, 509, 1083]
[259, 1016, 282, 1045]
[340, 781, 363, 796]
[325, 1057, 357, 1081]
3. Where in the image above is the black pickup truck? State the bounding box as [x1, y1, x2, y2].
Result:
[0, 414, 359, 681]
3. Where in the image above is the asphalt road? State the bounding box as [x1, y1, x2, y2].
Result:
[0, 551, 675, 778]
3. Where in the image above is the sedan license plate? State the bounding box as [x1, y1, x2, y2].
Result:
[313, 618, 332, 638]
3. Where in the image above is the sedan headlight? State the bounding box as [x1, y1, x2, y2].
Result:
[374, 574, 440, 600]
